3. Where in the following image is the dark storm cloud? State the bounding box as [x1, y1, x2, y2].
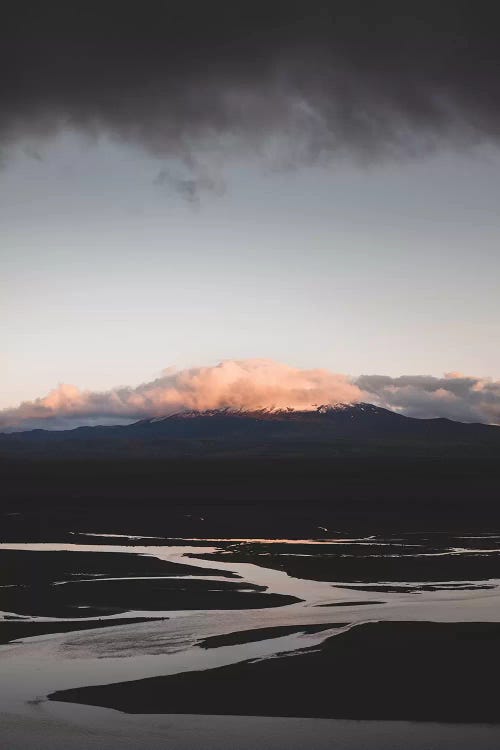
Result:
[153, 162, 226, 206]
[2, 1, 500, 178]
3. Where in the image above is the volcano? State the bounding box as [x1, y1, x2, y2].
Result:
[0, 403, 498, 459]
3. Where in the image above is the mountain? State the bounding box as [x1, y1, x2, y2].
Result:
[2, 404, 500, 539]
[0, 403, 498, 459]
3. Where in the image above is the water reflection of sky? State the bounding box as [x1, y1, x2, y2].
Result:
[1, 538, 500, 748]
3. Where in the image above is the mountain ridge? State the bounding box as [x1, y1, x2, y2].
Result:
[0, 403, 498, 459]
[4, 401, 499, 436]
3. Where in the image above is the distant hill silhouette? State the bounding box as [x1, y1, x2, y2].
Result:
[1, 404, 498, 459]
[2, 404, 500, 540]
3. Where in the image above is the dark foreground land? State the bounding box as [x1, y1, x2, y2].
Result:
[1, 576, 297, 618]
[0, 549, 238, 586]
[2, 403, 499, 540]
[198, 623, 342, 649]
[194, 538, 500, 582]
[0, 549, 297, 620]
[3, 448, 500, 729]
[50, 621, 500, 723]
[2, 455, 500, 542]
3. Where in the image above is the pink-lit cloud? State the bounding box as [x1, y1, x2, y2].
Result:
[0, 360, 362, 431]
[1, 360, 499, 431]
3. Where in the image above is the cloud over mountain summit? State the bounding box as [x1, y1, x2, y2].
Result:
[0, 360, 499, 431]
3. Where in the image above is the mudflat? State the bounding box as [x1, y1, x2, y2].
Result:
[51, 621, 500, 723]
[0, 617, 167, 644]
[0, 548, 297, 617]
[192, 536, 500, 582]
[199, 623, 342, 649]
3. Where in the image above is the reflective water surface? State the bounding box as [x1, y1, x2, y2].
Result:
[1, 535, 500, 749]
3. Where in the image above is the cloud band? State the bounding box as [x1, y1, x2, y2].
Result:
[1, 360, 499, 431]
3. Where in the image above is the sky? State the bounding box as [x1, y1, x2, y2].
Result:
[1, 3, 500, 428]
